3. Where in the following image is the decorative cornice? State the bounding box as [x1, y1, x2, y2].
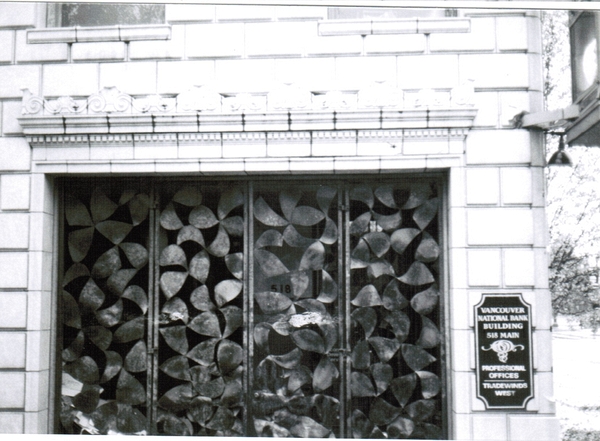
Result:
[19, 82, 477, 137]
[27, 25, 171, 44]
[318, 17, 471, 36]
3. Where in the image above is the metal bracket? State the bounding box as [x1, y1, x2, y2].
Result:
[511, 105, 580, 130]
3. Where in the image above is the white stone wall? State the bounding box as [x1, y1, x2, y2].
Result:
[0, 3, 559, 438]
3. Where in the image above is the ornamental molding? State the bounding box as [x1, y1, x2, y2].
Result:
[27, 128, 470, 148]
[19, 82, 477, 137]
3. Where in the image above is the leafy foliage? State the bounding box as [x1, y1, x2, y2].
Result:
[543, 10, 600, 326]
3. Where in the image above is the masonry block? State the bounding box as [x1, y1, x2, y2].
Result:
[30, 173, 54, 215]
[110, 161, 156, 174]
[129, 25, 184, 60]
[27, 251, 52, 292]
[531, 372, 556, 414]
[153, 160, 199, 174]
[72, 41, 126, 61]
[0, 292, 27, 328]
[536, 250, 553, 290]
[276, 6, 326, 20]
[404, 138, 449, 154]
[430, 17, 495, 52]
[0, 3, 39, 29]
[216, 5, 275, 21]
[29, 212, 53, 253]
[496, 16, 528, 52]
[365, 34, 426, 55]
[157, 60, 216, 94]
[0, 30, 14, 63]
[15, 31, 67, 63]
[398, 55, 459, 89]
[508, 416, 560, 441]
[0, 137, 31, 170]
[452, 412, 472, 441]
[99, 62, 157, 95]
[467, 208, 534, 245]
[451, 329, 475, 371]
[334, 156, 381, 173]
[245, 21, 313, 57]
[42, 64, 98, 97]
[530, 166, 545, 208]
[0, 252, 28, 288]
[0, 65, 40, 98]
[0, 372, 25, 408]
[1, 174, 30, 210]
[0, 412, 24, 432]
[0, 332, 25, 368]
[504, 248, 535, 287]
[466, 130, 531, 165]
[134, 142, 178, 160]
[528, 52, 544, 92]
[449, 289, 470, 330]
[89, 145, 134, 161]
[166, 4, 215, 22]
[187, 23, 244, 58]
[356, 136, 403, 156]
[426, 155, 462, 170]
[45, 144, 90, 162]
[24, 410, 48, 434]
[336, 56, 398, 90]
[0, 213, 29, 249]
[472, 92, 499, 128]
[275, 58, 336, 90]
[244, 158, 291, 174]
[289, 157, 334, 174]
[501, 167, 532, 205]
[26, 330, 50, 372]
[452, 372, 475, 413]
[449, 166, 466, 208]
[27, 291, 52, 331]
[306, 34, 362, 56]
[380, 157, 427, 173]
[500, 91, 531, 127]
[450, 248, 468, 289]
[459, 53, 530, 89]
[466, 167, 499, 205]
[467, 248, 501, 287]
[198, 158, 243, 174]
[449, 207, 467, 251]
[25, 371, 49, 413]
[2, 101, 24, 136]
[533, 330, 553, 372]
[527, 15, 543, 55]
[215, 59, 276, 93]
[472, 415, 507, 441]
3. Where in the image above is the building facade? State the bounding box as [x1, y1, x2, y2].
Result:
[0, 3, 560, 439]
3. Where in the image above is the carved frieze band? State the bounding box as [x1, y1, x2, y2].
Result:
[19, 82, 477, 136]
[21, 81, 474, 116]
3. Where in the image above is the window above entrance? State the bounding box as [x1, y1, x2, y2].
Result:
[46, 3, 165, 27]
